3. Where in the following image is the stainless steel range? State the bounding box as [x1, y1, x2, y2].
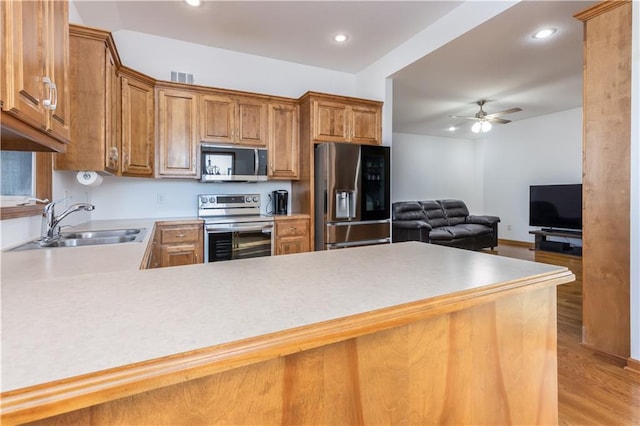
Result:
[198, 193, 274, 262]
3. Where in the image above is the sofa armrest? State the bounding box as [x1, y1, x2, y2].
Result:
[467, 215, 500, 226]
[393, 220, 432, 231]
[392, 220, 431, 243]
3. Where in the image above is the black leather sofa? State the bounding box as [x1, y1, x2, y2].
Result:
[392, 199, 500, 250]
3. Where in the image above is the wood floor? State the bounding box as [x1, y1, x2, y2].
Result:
[490, 242, 640, 426]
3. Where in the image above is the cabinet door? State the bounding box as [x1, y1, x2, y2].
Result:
[236, 97, 267, 146]
[157, 89, 198, 178]
[275, 219, 310, 255]
[121, 75, 154, 177]
[1, 0, 48, 129]
[200, 94, 235, 143]
[268, 102, 299, 179]
[350, 104, 381, 145]
[160, 244, 200, 267]
[276, 237, 308, 256]
[45, 0, 70, 142]
[313, 100, 349, 142]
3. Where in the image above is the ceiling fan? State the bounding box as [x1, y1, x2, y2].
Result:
[450, 100, 522, 133]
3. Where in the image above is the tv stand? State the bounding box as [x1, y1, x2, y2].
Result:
[529, 229, 582, 256]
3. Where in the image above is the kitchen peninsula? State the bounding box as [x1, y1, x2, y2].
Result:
[1, 222, 574, 425]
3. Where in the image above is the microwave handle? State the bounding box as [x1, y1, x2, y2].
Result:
[254, 149, 259, 176]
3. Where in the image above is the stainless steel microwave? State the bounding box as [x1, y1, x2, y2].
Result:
[200, 144, 268, 182]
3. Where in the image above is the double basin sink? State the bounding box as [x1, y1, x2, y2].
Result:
[9, 228, 146, 251]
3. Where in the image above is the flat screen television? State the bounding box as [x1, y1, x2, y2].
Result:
[529, 184, 582, 230]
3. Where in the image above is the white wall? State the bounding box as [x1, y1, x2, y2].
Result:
[391, 133, 483, 213]
[482, 107, 583, 242]
[86, 176, 291, 220]
[111, 30, 356, 100]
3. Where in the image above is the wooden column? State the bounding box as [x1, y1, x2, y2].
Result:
[575, 0, 632, 359]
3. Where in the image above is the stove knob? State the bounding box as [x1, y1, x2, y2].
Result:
[252, 196, 259, 202]
[200, 195, 208, 204]
[209, 196, 215, 203]
[245, 196, 251, 203]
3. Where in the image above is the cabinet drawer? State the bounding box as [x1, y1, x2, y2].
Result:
[159, 226, 200, 244]
[275, 219, 309, 237]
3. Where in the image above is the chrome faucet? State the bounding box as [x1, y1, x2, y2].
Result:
[42, 198, 95, 242]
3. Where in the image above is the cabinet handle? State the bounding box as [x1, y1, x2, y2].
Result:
[176, 234, 186, 238]
[49, 82, 58, 110]
[42, 77, 53, 108]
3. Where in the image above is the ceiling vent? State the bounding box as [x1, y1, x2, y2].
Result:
[170, 71, 194, 84]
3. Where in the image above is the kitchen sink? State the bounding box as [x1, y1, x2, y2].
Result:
[8, 228, 147, 251]
[61, 229, 143, 240]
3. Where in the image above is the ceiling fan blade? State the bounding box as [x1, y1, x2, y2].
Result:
[449, 115, 478, 121]
[488, 118, 511, 124]
[485, 107, 522, 119]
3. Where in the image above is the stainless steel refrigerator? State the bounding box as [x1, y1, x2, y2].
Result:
[314, 142, 391, 250]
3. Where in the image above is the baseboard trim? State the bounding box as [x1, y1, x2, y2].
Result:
[580, 341, 628, 362]
[498, 239, 533, 248]
[625, 357, 640, 375]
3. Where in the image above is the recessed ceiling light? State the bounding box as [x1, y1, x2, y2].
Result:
[532, 28, 557, 39]
[185, 0, 201, 7]
[333, 34, 349, 43]
[448, 126, 456, 132]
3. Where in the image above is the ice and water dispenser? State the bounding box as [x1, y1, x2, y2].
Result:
[335, 190, 356, 219]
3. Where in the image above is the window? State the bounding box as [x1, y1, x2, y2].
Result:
[0, 152, 52, 220]
[1, 151, 35, 206]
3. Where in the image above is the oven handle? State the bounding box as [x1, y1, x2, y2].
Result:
[205, 224, 273, 234]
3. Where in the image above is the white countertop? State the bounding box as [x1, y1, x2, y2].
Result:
[1, 220, 567, 393]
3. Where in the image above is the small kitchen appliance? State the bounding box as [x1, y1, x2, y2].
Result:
[200, 145, 268, 182]
[198, 193, 274, 262]
[271, 190, 288, 215]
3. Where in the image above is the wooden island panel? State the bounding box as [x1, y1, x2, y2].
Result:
[23, 284, 559, 426]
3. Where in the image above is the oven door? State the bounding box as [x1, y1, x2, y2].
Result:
[205, 222, 273, 262]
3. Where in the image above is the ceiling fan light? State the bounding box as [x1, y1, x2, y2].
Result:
[481, 121, 492, 132]
[471, 122, 482, 133]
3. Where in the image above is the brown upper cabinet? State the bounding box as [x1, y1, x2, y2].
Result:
[200, 94, 268, 147]
[156, 85, 199, 178]
[55, 25, 121, 174]
[302, 93, 382, 146]
[1, 0, 70, 152]
[268, 101, 299, 179]
[120, 67, 155, 177]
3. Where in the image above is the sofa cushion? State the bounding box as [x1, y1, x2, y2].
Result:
[392, 202, 426, 221]
[427, 228, 454, 241]
[419, 201, 448, 228]
[428, 226, 475, 241]
[438, 199, 469, 226]
[459, 223, 493, 236]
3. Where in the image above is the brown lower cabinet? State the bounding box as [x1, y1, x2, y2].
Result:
[148, 220, 203, 268]
[274, 217, 310, 255]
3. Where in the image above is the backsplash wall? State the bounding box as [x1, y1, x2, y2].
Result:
[82, 174, 292, 220]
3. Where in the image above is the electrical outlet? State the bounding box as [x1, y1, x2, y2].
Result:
[507, 224, 512, 231]
[157, 193, 165, 204]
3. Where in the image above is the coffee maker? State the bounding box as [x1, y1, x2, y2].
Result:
[271, 190, 288, 215]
